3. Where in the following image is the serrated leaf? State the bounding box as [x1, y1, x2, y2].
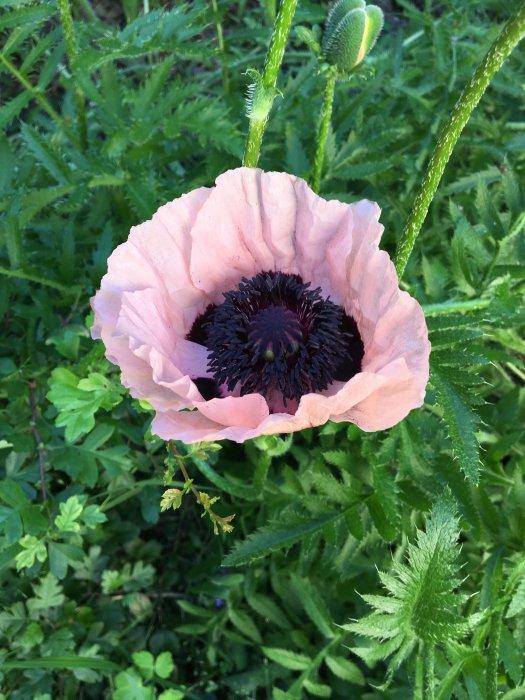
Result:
[325, 655, 365, 685]
[29, 573, 65, 610]
[20, 123, 72, 184]
[303, 679, 332, 697]
[290, 573, 334, 638]
[55, 496, 83, 532]
[227, 608, 262, 644]
[506, 577, 525, 618]
[223, 510, 349, 566]
[262, 647, 312, 671]
[247, 593, 292, 630]
[432, 369, 481, 483]
[16, 535, 47, 570]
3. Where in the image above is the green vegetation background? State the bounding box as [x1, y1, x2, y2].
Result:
[1, 0, 525, 698]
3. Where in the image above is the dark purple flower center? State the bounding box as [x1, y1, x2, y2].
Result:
[187, 271, 364, 405]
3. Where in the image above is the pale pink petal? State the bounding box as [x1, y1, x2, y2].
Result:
[189, 168, 300, 301]
[291, 183, 384, 303]
[195, 394, 270, 428]
[91, 185, 211, 342]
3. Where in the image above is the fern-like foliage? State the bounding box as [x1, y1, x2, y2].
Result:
[345, 493, 473, 685]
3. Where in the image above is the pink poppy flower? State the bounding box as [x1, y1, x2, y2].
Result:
[91, 168, 430, 444]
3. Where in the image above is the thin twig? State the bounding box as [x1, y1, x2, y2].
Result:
[168, 441, 234, 533]
[29, 381, 47, 503]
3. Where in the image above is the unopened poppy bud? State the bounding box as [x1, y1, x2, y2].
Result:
[323, 0, 384, 74]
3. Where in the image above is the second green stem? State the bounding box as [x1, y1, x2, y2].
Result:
[394, 2, 525, 279]
[310, 69, 337, 193]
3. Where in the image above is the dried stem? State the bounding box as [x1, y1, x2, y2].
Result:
[394, 2, 525, 278]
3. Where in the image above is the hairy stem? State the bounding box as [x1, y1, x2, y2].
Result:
[394, 2, 525, 278]
[310, 69, 337, 192]
[243, 0, 299, 167]
[211, 0, 229, 94]
[414, 642, 424, 700]
[57, 0, 87, 149]
[486, 607, 504, 700]
[423, 642, 436, 700]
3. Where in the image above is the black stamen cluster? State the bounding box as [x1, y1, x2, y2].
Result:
[187, 271, 364, 404]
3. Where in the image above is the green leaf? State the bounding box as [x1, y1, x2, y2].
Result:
[290, 573, 335, 638]
[302, 679, 332, 697]
[158, 691, 185, 700]
[132, 651, 155, 680]
[20, 123, 72, 184]
[18, 184, 77, 228]
[80, 504, 107, 528]
[113, 669, 154, 700]
[0, 3, 54, 31]
[262, 647, 312, 671]
[55, 496, 83, 532]
[15, 535, 47, 570]
[0, 479, 30, 508]
[154, 651, 174, 679]
[48, 541, 84, 580]
[227, 608, 262, 644]
[1, 656, 119, 671]
[246, 593, 292, 630]
[47, 368, 124, 443]
[506, 577, 525, 618]
[0, 92, 31, 129]
[29, 573, 65, 610]
[132, 55, 175, 120]
[223, 510, 351, 566]
[432, 369, 481, 483]
[347, 492, 468, 669]
[324, 655, 365, 685]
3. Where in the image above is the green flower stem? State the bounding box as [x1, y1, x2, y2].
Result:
[486, 606, 504, 700]
[0, 54, 65, 130]
[211, 0, 230, 94]
[57, 0, 87, 150]
[394, 2, 525, 279]
[243, 0, 299, 167]
[310, 68, 337, 193]
[423, 642, 436, 700]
